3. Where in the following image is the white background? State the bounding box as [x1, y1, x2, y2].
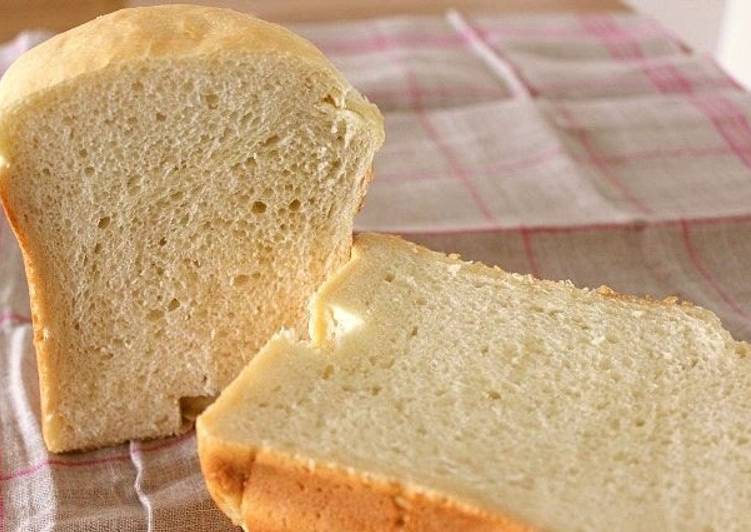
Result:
[625, 0, 750, 88]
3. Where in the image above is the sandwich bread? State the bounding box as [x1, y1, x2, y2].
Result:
[0, 5, 383, 452]
[198, 233, 751, 531]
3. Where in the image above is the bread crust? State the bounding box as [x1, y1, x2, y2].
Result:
[0, 163, 67, 451]
[0, 6, 319, 113]
[197, 428, 534, 532]
[0, 5, 383, 152]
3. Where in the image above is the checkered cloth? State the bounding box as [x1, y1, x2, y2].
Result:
[2, 10, 750, 531]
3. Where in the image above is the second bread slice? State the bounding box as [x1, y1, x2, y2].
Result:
[198, 233, 751, 531]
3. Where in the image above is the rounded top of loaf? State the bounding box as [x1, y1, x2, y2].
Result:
[0, 4, 382, 135]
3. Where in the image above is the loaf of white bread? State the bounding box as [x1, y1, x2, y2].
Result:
[198, 233, 751, 531]
[0, 5, 383, 452]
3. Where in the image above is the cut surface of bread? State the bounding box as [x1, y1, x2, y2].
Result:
[0, 5, 383, 452]
[198, 233, 751, 531]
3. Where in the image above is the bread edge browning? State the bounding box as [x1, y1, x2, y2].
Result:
[0, 5, 384, 157]
[0, 162, 66, 452]
[0, 8, 342, 110]
[196, 427, 534, 532]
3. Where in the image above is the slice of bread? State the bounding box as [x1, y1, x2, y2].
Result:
[198, 233, 751, 531]
[0, 5, 383, 452]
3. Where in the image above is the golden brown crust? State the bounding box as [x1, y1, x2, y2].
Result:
[197, 427, 534, 532]
[197, 431, 257, 526]
[0, 5, 322, 114]
[0, 5, 383, 152]
[0, 165, 66, 451]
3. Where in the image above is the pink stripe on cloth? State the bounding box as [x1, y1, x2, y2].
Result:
[483, 19, 665, 41]
[1, 454, 132, 482]
[641, 62, 694, 93]
[405, 71, 496, 222]
[585, 18, 742, 100]
[596, 145, 739, 164]
[540, 68, 735, 96]
[0, 430, 194, 483]
[1, 447, 5, 532]
[379, 142, 745, 185]
[557, 105, 652, 215]
[594, 27, 743, 100]
[380, 143, 566, 183]
[689, 95, 751, 169]
[639, 62, 751, 170]
[316, 19, 671, 56]
[680, 220, 750, 319]
[0, 311, 31, 326]
[579, 13, 645, 60]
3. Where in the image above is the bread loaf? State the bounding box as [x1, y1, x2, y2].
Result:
[0, 5, 383, 452]
[198, 233, 751, 531]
